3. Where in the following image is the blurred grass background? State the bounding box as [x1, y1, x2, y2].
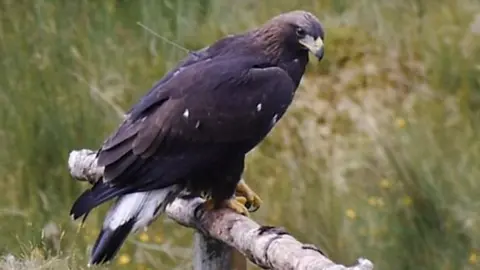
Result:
[0, 0, 479, 269]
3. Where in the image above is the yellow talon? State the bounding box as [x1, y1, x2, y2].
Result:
[235, 179, 263, 212]
[234, 196, 247, 205]
[225, 197, 250, 216]
[202, 197, 250, 216]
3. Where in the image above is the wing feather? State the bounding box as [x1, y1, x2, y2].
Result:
[131, 100, 178, 157]
[101, 121, 142, 151]
[98, 136, 135, 166]
[99, 35, 248, 164]
[103, 153, 139, 182]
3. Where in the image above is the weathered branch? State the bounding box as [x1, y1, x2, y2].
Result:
[68, 149, 374, 270]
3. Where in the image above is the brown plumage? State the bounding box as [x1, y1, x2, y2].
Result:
[70, 10, 325, 265]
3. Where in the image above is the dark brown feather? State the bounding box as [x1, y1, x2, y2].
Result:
[100, 120, 142, 151]
[98, 136, 135, 167]
[103, 153, 138, 182]
[132, 99, 179, 157]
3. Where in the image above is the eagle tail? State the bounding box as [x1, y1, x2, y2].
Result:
[86, 186, 181, 266]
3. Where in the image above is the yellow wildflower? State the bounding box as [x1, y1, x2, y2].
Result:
[395, 117, 406, 129]
[401, 195, 412, 206]
[117, 254, 131, 265]
[345, 209, 357, 219]
[469, 251, 478, 265]
[154, 234, 163, 243]
[139, 232, 149, 242]
[380, 178, 392, 189]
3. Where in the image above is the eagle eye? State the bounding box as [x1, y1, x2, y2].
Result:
[296, 27, 306, 38]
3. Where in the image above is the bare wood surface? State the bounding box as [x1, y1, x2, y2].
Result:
[194, 232, 235, 270]
[68, 149, 374, 270]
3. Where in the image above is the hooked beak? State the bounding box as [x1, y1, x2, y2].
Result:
[299, 35, 324, 60]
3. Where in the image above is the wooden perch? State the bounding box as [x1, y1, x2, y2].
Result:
[68, 149, 374, 270]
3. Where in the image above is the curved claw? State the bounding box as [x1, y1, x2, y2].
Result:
[227, 196, 250, 216]
[245, 192, 262, 212]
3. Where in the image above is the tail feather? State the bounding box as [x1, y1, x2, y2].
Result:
[84, 185, 181, 266]
[70, 181, 133, 220]
[89, 218, 136, 265]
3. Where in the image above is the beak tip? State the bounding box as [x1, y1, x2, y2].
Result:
[315, 48, 324, 60]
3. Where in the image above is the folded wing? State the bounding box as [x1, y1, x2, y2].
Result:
[97, 55, 295, 191]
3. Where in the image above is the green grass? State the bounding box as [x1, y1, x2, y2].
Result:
[0, 0, 479, 269]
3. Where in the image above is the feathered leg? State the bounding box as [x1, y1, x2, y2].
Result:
[202, 156, 258, 216]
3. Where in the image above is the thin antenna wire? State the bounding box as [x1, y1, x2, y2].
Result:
[136, 21, 191, 54]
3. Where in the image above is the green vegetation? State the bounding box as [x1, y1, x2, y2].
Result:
[0, 0, 479, 269]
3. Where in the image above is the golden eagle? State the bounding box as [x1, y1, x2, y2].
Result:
[70, 10, 325, 265]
